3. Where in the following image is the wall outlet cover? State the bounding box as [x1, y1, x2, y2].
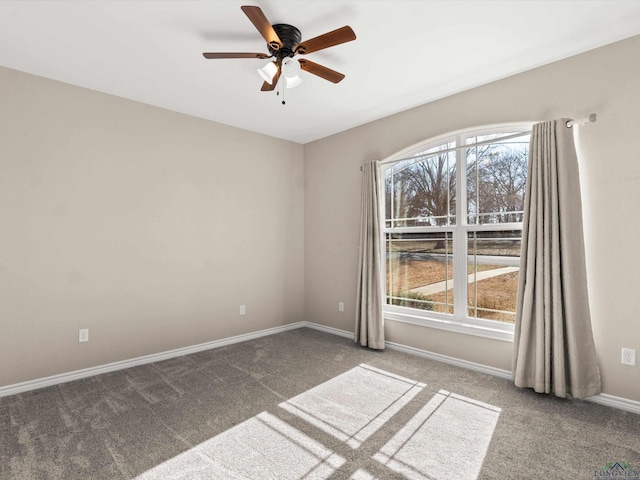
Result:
[622, 348, 636, 366]
[78, 329, 89, 343]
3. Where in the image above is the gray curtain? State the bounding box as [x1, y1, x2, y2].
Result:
[355, 161, 385, 349]
[513, 119, 601, 399]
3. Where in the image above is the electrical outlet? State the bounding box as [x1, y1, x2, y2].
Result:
[621, 348, 636, 366]
[78, 329, 89, 343]
[240, 305, 246, 316]
[338, 301, 344, 312]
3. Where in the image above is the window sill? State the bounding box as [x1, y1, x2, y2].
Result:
[384, 309, 514, 342]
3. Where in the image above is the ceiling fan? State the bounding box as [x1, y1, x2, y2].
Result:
[202, 5, 356, 92]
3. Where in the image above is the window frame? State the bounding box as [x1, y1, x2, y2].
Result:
[379, 123, 533, 342]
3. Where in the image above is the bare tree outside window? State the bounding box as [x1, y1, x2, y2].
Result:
[386, 152, 456, 228]
[384, 130, 530, 325]
[467, 144, 527, 225]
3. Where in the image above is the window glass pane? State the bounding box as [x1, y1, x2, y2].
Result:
[467, 230, 521, 322]
[403, 140, 456, 158]
[386, 232, 453, 314]
[385, 149, 456, 227]
[384, 126, 530, 335]
[466, 135, 529, 224]
[465, 131, 529, 145]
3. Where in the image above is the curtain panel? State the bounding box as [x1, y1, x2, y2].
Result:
[513, 119, 601, 399]
[355, 161, 385, 349]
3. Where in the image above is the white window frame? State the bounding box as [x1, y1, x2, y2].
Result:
[380, 123, 533, 342]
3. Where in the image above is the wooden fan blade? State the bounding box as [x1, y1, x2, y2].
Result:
[203, 52, 270, 59]
[261, 65, 281, 91]
[241, 5, 283, 50]
[295, 26, 356, 55]
[298, 59, 345, 83]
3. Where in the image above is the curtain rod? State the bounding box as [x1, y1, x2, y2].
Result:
[566, 113, 597, 128]
[359, 114, 597, 171]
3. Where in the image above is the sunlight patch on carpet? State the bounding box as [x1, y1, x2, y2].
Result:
[350, 468, 379, 479]
[134, 366, 500, 479]
[373, 389, 501, 480]
[136, 411, 345, 480]
[279, 364, 426, 448]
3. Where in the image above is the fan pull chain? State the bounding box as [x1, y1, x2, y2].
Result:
[281, 77, 286, 105]
[274, 75, 286, 105]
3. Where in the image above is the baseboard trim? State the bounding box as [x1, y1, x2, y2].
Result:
[303, 321, 511, 378]
[385, 340, 513, 380]
[3, 320, 640, 415]
[303, 321, 353, 339]
[302, 322, 640, 415]
[0, 322, 305, 398]
[585, 393, 640, 415]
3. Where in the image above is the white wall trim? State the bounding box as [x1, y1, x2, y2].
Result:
[3, 320, 639, 415]
[585, 393, 640, 415]
[303, 321, 640, 415]
[384, 313, 514, 343]
[303, 321, 353, 339]
[385, 340, 513, 379]
[0, 322, 305, 398]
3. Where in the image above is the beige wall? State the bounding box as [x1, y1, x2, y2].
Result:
[304, 35, 640, 401]
[0, 67, 304, 387]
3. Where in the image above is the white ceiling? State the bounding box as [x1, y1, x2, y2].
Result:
[1, 1, 640, 144]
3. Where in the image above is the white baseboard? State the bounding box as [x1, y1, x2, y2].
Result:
[303, 321, 353, 339]
[585, 393, 640, 415]
[384, 340, 513, 380]
[3, 320, 639, 415]
[304, 320, 510, 379]
[0, 322, 305, 398]
[303, 321, 640, 415]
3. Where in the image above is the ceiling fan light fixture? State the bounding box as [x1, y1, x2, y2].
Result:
[258, 61, 278, 84]
[202, 6, 355, 93]
[281, 57, 302, 88]
[284, 74, 303, 89]
[281, 57, 300, 73]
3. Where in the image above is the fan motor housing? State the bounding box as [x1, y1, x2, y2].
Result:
[270, 24, 302, 59]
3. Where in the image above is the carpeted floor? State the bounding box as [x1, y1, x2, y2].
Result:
[1, 327, 639, 479]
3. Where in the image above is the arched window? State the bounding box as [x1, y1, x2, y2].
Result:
[381, 125, 531, 340]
